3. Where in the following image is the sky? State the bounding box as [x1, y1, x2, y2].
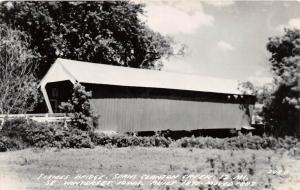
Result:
[138, 0, 300, 85]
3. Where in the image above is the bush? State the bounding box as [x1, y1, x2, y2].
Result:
[90, 133, 172, 148]
[59, 83, 98, 132]
[174, 134, 300, 150]
[67, 129, 94, 148]
[0, 135, 23, 152]
[1, 119, 299, 151]
[23, 121, 56, 147]
[90, 132, 300, 150]
[89, 132, 300, 150]
[1, 118, 28, 140]
[0, 118, 30, 150]
[0, 118, 94, 151]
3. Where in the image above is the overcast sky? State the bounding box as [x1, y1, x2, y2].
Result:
[139, 0, 300, 85]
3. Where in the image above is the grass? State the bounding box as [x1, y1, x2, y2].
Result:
[0, 147, 299, 190]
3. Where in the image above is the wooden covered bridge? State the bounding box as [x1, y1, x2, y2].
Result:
[39, 58, 255, 133]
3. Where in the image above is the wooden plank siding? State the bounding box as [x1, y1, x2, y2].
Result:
[83, 83, 254, 132]
[45, 81, 254, 132]
[90, 98, 251, 132]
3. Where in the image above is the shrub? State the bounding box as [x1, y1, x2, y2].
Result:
[67, 129, 94, 148]
[1, 119, 299, 151]
[0, 118, 95, 151]
[0, 118, 30, 150]
[1, 118, 28, 140]
[59, 83, 98, 132]
[90, 133, 172, 148]
[174, 134, 299, 150]
[0, 135, 23, 151]
[1, 118, 59, 148]
[23, 122, 56, 147]
[89, 132, 300, 150]
[90, 132, 112, 145]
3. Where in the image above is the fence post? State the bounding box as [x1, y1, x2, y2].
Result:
[25, 114, 29, 124]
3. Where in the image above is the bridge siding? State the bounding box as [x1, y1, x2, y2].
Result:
[90, 98, 250, 132]
[45, 82, 254, 132]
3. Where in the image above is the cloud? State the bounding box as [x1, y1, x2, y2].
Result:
[140, 0, 214, 35]
[203, 0, 235, 7]
[288, 18, 300, 29]
[247, 77, 273, 87]
[163, 58, 196, 74]
[217, 40, 235, 51]
[247, 67, 273, 87]
[276, 18, 300, 32]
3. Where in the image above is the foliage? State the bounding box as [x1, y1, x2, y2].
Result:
[0, 1, 178, 78]
[0, 117, 28, 140]
[59, 83, 98, 132]
[1, 118, 299, 152]
[240, 29, 300, 137]
[90, 132, 300, 150]
[0, 24, 39, 114]
[0, 118, 94, 151]
[238, 81, 275, 104]
[0, 135, 22, 151]
[1, 119, 300, 152]
[23, 121, 58, 148]
[263, 28, 300, 137]
[0, 118, 54, 148]
[175, 134, 299, 150]
[90, 133, 172, 148]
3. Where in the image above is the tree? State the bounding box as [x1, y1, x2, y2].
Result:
[238, 81, 275, 105]
[0, 25, 39, 114]
[264, 28, 300, 137]
[59, 83, 98, 132]
[0, 1, 176, 78]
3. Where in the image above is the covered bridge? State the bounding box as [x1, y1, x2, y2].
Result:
[40, 58, 255, 133]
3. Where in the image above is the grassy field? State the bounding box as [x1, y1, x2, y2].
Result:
[0, 147, 299, 190]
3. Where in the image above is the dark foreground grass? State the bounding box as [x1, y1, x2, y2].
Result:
[0, 147, 299, 190]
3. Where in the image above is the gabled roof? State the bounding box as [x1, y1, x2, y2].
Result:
[40, 58, 247, 95]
